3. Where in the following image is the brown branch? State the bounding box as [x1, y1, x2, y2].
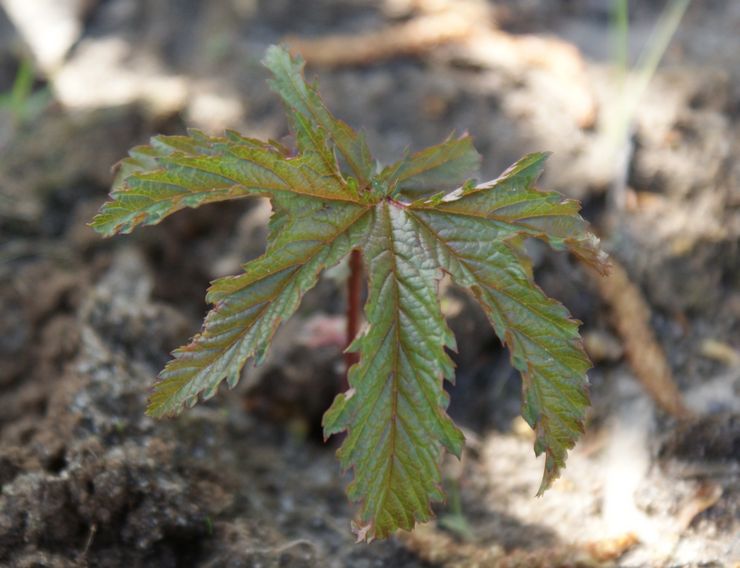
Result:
[588, 258, 691, 419]
[285, 12, 475, 68]
[284, 4, 597, 127]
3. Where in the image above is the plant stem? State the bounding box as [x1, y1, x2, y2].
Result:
[344, 249, 362, 388]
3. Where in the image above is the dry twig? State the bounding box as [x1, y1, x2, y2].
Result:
[285, 12, 475, 67]
[399, 522, 637, 567]
[589, 258, 691, 419]
[284, 0, 597, 127]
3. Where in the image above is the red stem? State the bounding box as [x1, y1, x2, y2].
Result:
[344, 249, 362, 389]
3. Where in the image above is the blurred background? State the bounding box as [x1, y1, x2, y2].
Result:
[0, 0, 738, 566]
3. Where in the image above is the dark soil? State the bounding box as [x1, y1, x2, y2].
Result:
[0, 1, 738, 566]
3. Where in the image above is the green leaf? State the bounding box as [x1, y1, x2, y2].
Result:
[382, 134, 481, 199]
[323, 202, 464, 541]
[149, 196, 371, 417]
[418, 152, 607, 271]
[90, 45, 608, 540]
[90, 129, 357, 236]
[407, 153, 606, 493]
[263, 45, 374, 185]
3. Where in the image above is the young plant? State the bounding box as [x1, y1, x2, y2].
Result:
[91, 45, 608, 542]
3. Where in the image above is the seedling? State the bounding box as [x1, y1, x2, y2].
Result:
[91, 45, 608, 541]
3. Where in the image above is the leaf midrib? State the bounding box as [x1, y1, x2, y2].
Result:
[376, 201, 401, 525]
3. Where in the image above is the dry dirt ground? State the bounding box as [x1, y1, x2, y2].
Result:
[0, 1, 738, 566]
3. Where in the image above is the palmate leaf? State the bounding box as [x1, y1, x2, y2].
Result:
[90, 45, 608, 541]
